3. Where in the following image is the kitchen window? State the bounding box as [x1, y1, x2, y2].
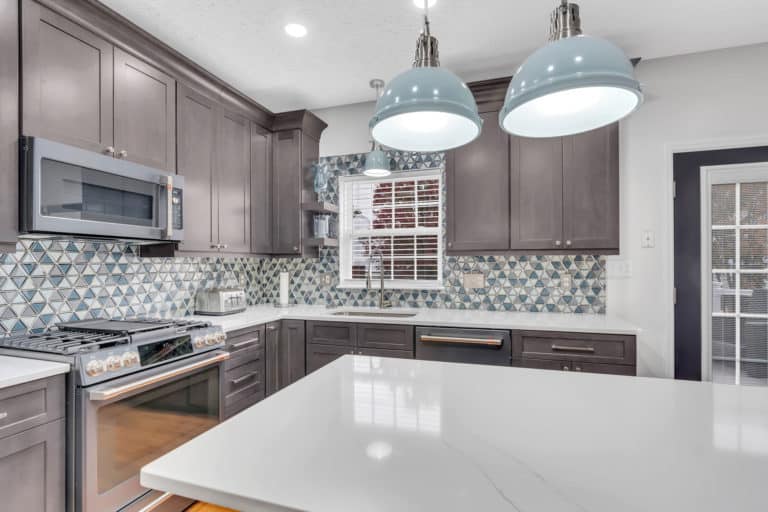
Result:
[339, 169, 443, 289]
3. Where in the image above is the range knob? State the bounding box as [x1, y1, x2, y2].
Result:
[85, 359, 106, 377]
[205, 334, 217, 346]
[215, 332, 226, 344]
[193, 336, 206, 349]
[105, 356, 122, 371]
[121, 352, 139, 367]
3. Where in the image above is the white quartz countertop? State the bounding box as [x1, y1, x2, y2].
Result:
[188, 305, 640, 335]
[0, 355, 70, 390]
[142, 356, 768, 512]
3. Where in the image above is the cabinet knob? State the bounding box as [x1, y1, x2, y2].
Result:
[221, 244, 228, 250]
[562, 365, 570, 371]
[210, 244, 220, 249]
[555, 240, 562, 247]
[117, 149, 128, 159]
[565, 240, 572, 247]
[575, 366, 582, 372]
[292, 246, 299, 252]
[104, 146, 115, 156]
[447, 242, 452, 248]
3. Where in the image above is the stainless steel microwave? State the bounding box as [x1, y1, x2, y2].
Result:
[19, 136, 184, 242]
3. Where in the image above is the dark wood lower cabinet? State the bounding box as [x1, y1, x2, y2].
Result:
[358, 348, 413, 359]
[0, 375, 65, 512]
[223, 325, 265, 419]
[307, 343, 352, 373]
[357, 324, 414, 351]
[265, 320, 306, 396]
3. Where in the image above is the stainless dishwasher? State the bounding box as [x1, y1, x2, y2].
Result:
[415, 326, 511, 365]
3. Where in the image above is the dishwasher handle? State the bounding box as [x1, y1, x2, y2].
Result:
[419, 334, 503, 347]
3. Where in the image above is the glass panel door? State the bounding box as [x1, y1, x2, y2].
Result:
[708, 165, 768, 386]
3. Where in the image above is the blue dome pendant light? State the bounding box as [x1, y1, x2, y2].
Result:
[369, 0, 481, 152]
[364, 79, 392, 177]
[500, 0, 643, 138]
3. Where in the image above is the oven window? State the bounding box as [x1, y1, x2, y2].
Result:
[96, 366, 219, 493]
[40, 158, 157, 226]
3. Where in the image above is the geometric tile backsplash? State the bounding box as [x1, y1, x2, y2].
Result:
[0, 150, 606, 334]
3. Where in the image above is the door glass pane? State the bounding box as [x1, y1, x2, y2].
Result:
[712, 229, 736, 269]
[710, 178, 768, 386]
[41, 158, 158, 227]
[712, 184, 736, 225]
[96, 366, 219, 492]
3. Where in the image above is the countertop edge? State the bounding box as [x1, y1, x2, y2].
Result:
[0, 356, 70, 390]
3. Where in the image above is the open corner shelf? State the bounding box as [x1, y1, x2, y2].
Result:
[301, 201, 339, 215]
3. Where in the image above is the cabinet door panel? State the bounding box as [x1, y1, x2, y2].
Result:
[216, 109, 251, 253]
[562, 124, 619, 250]
[272, 130, 302, 254]
[21, 0, 113, 153]
[0, 419, 64, 512]
[0, 0, 18, 250]
[251, 123, 272, 254]
[356, 324, 414, 352]
[176, 85, 217, 253]
[446, 108, 510, 252]
[265, 322, 280, 396]
[510, 136, 563, 250]
[113, 48, 175, 171]
[306, 321, 356, 347]
[358, 348, 413, 359]
[279, 320, 305, 388]
[307, 343, 352, 374]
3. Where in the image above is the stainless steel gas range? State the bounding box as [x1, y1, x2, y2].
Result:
[0, 318, 229, 512]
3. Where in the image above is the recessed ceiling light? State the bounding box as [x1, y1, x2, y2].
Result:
[413, 0, 437, 8]
[284, 23, 307, 38]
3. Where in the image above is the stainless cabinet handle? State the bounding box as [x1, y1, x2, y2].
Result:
[231, 338, 258, 350]
[551, 344, 595, 353]
[104, 146, 115, 156]
[230, 373, 258, 386]
[555, 240, 562, 247]
[267, 325, 278, 331]
[565, 240, 572, 247]
[117, 149, 128, 159]
[0, 411, 7, 420]
[420, 335, 503, 347]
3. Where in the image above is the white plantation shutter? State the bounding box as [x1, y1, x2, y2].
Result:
[339, 170, 443, 289]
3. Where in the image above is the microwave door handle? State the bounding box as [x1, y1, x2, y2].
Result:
[88, 351, 229, 401]
[161, 175, 173, 240]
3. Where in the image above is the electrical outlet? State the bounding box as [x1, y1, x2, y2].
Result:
[606, 259, 633, 278]
[560, 273, 573, 290]
[462, 272, 485, 289]
[319, 273, 333, 286]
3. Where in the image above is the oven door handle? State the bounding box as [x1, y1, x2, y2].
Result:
[161, 175, 173, 240]
[88, 352, 229, 401]
[419, 335, 503, 347]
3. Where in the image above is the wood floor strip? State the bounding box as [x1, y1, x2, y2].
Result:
[187, 502, 238, 512]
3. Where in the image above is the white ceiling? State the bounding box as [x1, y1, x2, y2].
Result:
[100, 0, 768, 113]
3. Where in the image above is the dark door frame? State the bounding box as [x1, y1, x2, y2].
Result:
[673, 145, 768, 380]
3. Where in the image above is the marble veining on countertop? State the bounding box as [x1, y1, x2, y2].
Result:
[142, 355, 768, 512]
[0, 355, 70, 390]
[187, 305, 640, 335]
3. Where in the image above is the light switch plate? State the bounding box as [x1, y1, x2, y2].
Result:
[560, 273, 573, 290]
[319, 273, 333, 286]
[463, 272, 485, 289]
[606, 259, 633, 278]
[641, 230, 656, 248]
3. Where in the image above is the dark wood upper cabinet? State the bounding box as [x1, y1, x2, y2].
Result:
[0, 0, 18, 252]
[21, 0, 114, 154]
[216, 109, 251, 253]
[176, 85, 217, 253]
[446, 107, 510, 252]
[250, 122, 272, 254]
[562, 124, 620, 250]
[446, 77, 620, 255]
[510, 136, 564, 250]
[271, 111, 327, 256]
[113, 48, 176, 172]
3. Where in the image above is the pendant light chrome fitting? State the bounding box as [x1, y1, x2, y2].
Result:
[369, 0, 481, 153]
[364, 79, 391, 177]
[499, 0, 643, 138]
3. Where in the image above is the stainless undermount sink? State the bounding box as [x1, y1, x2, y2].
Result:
[330, 310, 417, 318]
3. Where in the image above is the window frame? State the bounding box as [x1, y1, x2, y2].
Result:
[338, 168, 444, 290]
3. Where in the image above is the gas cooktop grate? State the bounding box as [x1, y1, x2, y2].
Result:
[0, 330, 131, 354]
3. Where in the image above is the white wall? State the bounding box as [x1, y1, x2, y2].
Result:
[314, 101, 375, 157]
[313, 43, 768, 377]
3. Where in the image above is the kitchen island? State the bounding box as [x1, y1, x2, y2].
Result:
[141, 355, 768, 512]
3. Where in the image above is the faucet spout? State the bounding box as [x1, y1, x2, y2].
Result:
[368, 249, 392, 309]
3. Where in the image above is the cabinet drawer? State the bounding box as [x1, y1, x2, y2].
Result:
[306, 321, 356, 347]
[512, 330, 636, 366]
[224, 360, 264, 397]
[224, 392, 262, 420]
[307, 343, 352, 373]
[512, 358, 569, 372]
[513, 358, 636, 376]
[357, 324, 414, 351]
[224, 344, 263, 371]
[359, 348, 413, 359]
[0, 375, 64, 440]
[574, 362, 636, 376]
[226, 325, 265, 351]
